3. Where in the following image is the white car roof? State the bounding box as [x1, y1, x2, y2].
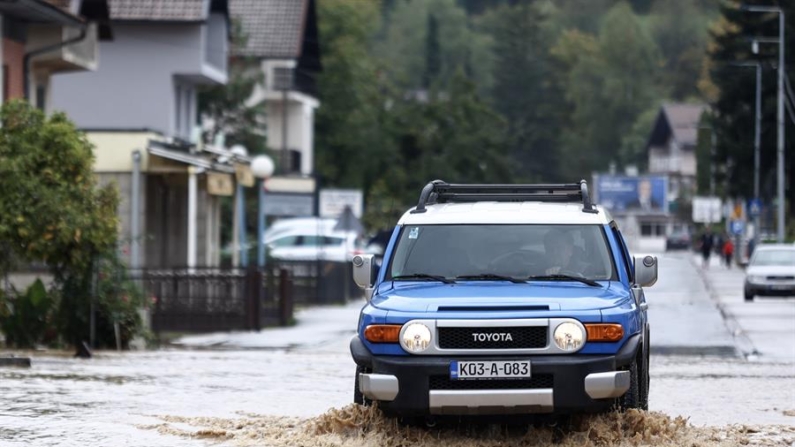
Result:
[397, 201, 613, 226]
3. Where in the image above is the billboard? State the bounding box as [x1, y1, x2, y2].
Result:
[319, 189, 363, 218]
[692, 196, 723, 223]
[594, 175, 668, 214]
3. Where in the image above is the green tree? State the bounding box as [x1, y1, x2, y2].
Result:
[198, 20, 267, 155]
[377, 0, 494, 92]
[620, 105, 660, 170]
[485, 2, 564, 182]
[552, 2, 661, 177]
[649, 0, 714, 100]
[705, 1, 794, 211]
[314, 0, 394, 198]
[0, 100, 122, 347]
[365, 72, 513, 228]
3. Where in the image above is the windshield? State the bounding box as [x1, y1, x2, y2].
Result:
[751, 249, 795, 266]
[387, 224, 616, 281]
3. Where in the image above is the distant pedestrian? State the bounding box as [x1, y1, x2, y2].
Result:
[722, 238, 734, 268]
[700, 229, 714, 268]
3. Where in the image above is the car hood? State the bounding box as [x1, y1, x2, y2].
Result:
[746, 265, 795, 276]
[371, 281, 630, 313]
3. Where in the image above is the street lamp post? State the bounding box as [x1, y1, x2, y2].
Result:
[251, 155, 275, 268]
[743, 5, 786, 242]
[735, 58, 763, 246]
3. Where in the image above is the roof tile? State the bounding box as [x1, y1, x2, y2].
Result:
[109, 0, 207, 21]
[230, 0, 306, 58]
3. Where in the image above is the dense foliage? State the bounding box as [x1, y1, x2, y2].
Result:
[0, 101, 141, 348]
[703, 0, 794, 225]
[314, 0, 720, 229]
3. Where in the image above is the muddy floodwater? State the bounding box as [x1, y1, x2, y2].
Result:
[1, 337, 793, 446]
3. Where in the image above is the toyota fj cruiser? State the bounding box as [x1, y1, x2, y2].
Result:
[350, 181, 657, 418]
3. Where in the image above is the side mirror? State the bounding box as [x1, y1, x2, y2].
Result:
[352, 254, 376, 296]
[633, 255, 658, 287]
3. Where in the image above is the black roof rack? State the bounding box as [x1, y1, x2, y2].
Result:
[411, 180, 598, 214]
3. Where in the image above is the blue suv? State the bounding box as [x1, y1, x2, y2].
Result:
[350, 181, 657, 418]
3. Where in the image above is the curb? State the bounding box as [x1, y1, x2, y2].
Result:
[690, 256, 759, 359]
[0, 356, 31, 367]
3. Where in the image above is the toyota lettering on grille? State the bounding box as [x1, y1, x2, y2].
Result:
[472, 333, 513, 342]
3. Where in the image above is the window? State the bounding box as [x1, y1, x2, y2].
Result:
[641, 223, 666, 237]
[270, 235, 298, 248]
[35, 84, 46, 111]
[611, 225, 633, 281]
[322, 236, 345, 246]
[175, 85, 182, 135]
[387, 224, 616, 281]
[750, 249, 795, 266]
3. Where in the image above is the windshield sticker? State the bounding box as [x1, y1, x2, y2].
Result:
[408, 227, 420, 239]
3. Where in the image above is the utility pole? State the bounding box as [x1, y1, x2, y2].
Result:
[755, 62, 762, 245]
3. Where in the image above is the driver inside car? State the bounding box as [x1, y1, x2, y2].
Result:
[543, 229, 588, 276]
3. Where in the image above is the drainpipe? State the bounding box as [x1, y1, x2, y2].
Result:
[131, 150, 142, 269]
[23, 23, 88, 101]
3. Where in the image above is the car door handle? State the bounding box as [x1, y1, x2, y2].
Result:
[639, 302, 648, 311]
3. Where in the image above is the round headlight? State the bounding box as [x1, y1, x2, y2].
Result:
[553, 322, 585, 352]
[401, 323, 432, 353]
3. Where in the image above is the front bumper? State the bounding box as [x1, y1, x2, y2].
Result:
[351, 334, 639, 416]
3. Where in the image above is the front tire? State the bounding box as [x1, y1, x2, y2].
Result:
[744, 290, 754, 302]
[639, 331, 650, 411]
[619, 359, 641, 410]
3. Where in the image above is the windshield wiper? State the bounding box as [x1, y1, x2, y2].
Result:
[392, 274, 455, 284]
[527, 274, 601, 287]
[456, 274, 526, 284]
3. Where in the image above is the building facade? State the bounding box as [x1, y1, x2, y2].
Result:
[230, 0, 321, 176]
[49, 0, 232, 268]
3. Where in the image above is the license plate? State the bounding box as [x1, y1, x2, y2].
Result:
[449, 360, 531, 380]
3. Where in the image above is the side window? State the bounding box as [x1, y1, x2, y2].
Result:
[323, 236, 344, 246]
[270, 235, 298, 248]
[611, 225, 633, 282]
[300, 236, 322, 246]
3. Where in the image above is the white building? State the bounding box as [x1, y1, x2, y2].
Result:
[230, 0, 321, 176]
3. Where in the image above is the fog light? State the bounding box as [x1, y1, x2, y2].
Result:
[553, 322, 585, 352]
[401, 323, 432, 353]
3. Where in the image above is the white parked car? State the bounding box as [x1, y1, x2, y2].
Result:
[744, 244, 795, 301]
[267, 227, 366, 262]
[264, 217, 338, 244]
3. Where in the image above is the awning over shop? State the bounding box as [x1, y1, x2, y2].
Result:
[147, 140, 235, 174]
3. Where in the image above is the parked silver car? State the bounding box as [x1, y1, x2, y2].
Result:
[744, 244, 795, 301]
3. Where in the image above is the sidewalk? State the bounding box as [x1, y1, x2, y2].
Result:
[694, 254, 795, 363]
[171, 300, 364, 350]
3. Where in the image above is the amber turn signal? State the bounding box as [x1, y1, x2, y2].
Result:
[364, 325, 402, 343]
[585, 324, 624, 342]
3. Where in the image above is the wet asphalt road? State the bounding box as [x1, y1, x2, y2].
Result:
[0, 252, 793, 446]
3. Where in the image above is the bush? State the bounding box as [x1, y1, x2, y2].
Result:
[0, 279, 54, 348]
[54, 251, 146, 349]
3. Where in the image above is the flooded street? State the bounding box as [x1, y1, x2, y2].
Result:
[1, 253, 794, 446]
